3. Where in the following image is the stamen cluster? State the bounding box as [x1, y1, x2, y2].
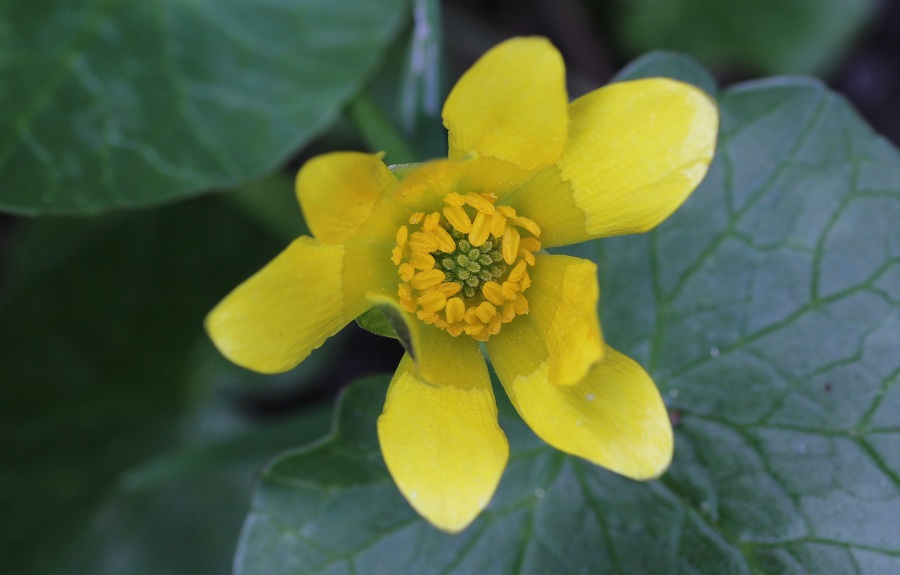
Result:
[392, 191, 541, 341]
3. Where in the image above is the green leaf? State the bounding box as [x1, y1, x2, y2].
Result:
[609, 0, 879, 75]
[0, 196, 333, 574]
[227, 172, 309, 243]
[0, 0, 408, 215]
[613, 51, 718, 97]
[348, 93, 417, 164]
[234, 55, 900, 573]
[354, 0, 447, 163]
[396, 0, 445, 156]
[355, 307, 400, 340]
[119, 404, 333, 492]
[60, 406, 332, 575]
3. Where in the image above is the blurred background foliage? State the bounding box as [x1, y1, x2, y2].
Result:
[1, 0, 898, 573]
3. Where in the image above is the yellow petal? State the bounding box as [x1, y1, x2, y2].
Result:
[206, 237, 366, 374]
[296, 152, 396, 244]
[532, 255, 603, 385]
[366, 291, 482, 388]
[513, 78, 718, 247]
[394, 159, 467, 211]
[491, 342, 673, 479]
[378, 354, 509, 533]
[443, 37, 568, 171]
[456, 155, 537, 201]
[485, 254, 602, 387]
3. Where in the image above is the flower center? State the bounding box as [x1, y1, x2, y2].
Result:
[392, 191, 541, 341]
[440, 232, 506, 299]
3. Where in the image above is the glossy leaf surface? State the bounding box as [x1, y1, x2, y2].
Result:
[0, 0, 407, 214]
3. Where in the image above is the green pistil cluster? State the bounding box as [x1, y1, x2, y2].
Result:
[441, 228, 506, 298]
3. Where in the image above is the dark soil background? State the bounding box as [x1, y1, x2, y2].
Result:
[832, 0, 900, 146]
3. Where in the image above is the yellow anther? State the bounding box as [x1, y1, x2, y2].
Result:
[502, 226, 521, 265]
[482, 281, 505, 306]
[490, 211, 507, 238]
[514, 216, 541, 237]
[391, 245, 404, 266]
[497, 205, 517, 219]
[433, 281, 462, 297]
[508, 260, 527, 282]
[443, 205, 472, 233]
[409, 231, 439, 253]
[513, 294, 529, 314]
[398, 285, 416, 312]
[464, 323, 485, 336]
[417, 310, 439, 324]
[424, 211, 441, 231]
[443, 192, 465, 207]
[410, 251, 435, 270]
[399, 263, 416, 282]
[501, 281, 520, 301]
[464, 193, 495, 215]
[445, 297, 466, 323]
[430, 226, 456, 253]
[488, 315, 502, 336]
[520, 272, 531, 290]
[418, 291, 448, 313]
[476, 301, 497, 323]
[411, 269, 445, 290]
[393, 196, 537, 341]
[519, 249, 536, 266]
[396, 225, 409, 248]
[469, 211, 492, 247]
[520, 237, 541, 252]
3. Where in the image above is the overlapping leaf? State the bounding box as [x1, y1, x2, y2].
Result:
[235, 54, 900, 574]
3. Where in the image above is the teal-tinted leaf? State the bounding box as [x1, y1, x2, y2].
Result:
[355, 0, 447, 163]
[397, 0, 444, 152]
[227, 172, 309, 243]
[0, 197, 333, 574]
[356, 304, 416, 360]
[348, 93, 416, 164]
[61, 405, 332, 575]
[120, 404, 333, 492]
[355, 307, 400, 340]
[609, 0, 879, 75]
[0, 0, 407, 215]
[613, 51, 718, 97]
[235, 54, 900, 574]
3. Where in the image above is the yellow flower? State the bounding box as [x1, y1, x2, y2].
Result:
[206, 38, 718, 533]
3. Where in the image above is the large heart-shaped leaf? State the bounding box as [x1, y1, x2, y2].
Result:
[0, 0, 407, 215]
[233, 53, 900, 574]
